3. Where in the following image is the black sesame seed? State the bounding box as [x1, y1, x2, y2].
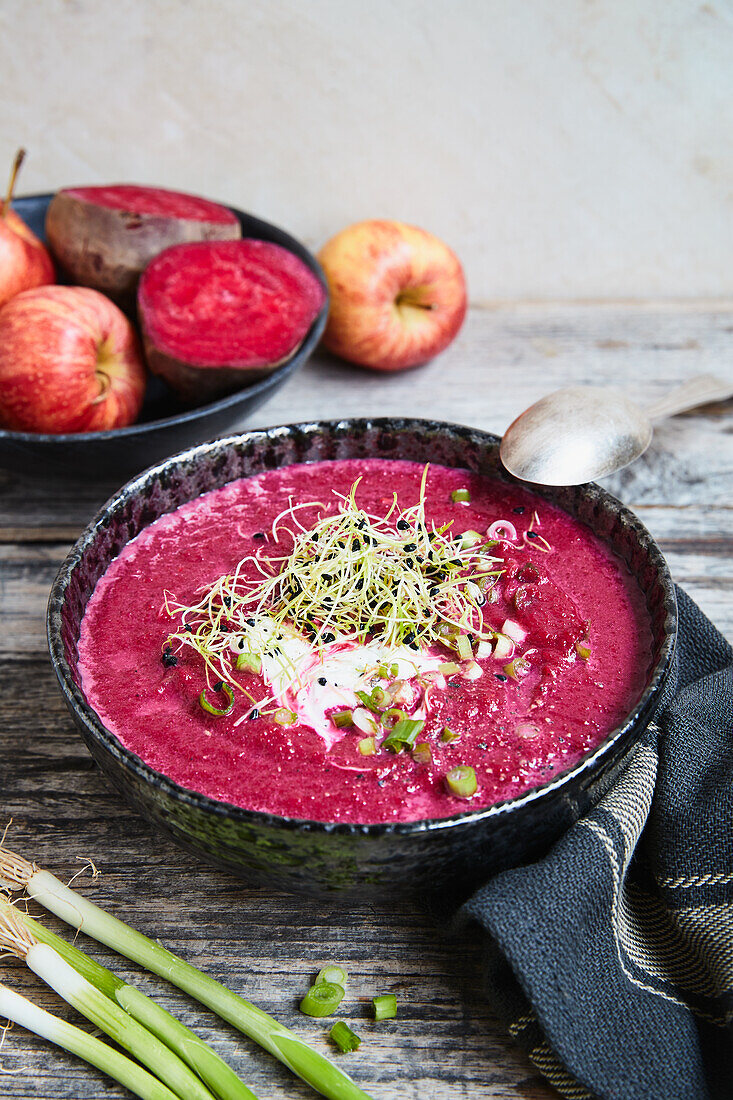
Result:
[527, 531, 538, 539]
[355, 579, 364, 590]
[405, 558, 415, 568]
[213, 680, 224, 692]
[377, 779, 386, 787]
[512, 506, 525, 514]
[322, 632, 335, 644]
[397, 519, 410, 531]
[353, 540, 361, 551]
[222, 595, 232, 608]
[249, 708, 260, 720]
[404, 542, 416, 553]
[246, 618, 255, 626]
[161, 647, 178, 668]
[495, 673, 508, 682]
[404, 631, 416, 644]
[253, 532, 265, 540]
[318, 677, 327, 686]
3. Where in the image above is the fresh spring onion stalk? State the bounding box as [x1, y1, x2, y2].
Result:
[0, 847, 374, 1100]
[0, 982, 179, 1100]
[0, 905, 217, 1100]
[0, 898, 258, 1100]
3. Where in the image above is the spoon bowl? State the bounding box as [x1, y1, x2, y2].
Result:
[500, 374, 733, 486]
[500, 386, 653, 485]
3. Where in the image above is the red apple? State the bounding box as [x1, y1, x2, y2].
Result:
[317, 220, 467, 371]
[0, 149, 55, 308]
[0, 285, 147, 433]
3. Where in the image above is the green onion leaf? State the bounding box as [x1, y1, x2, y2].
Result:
[329, 1021, 361, 1053]
[382, 718, 424, 753]
[372, 994, 397, 1021]
[273, 708, 297, 726]
[199, 683, 234, 717]
[299, 982, 345, 1018]
[445, 765, 478, 799]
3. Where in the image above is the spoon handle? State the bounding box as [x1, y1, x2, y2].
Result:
[645, 374, 733, 422]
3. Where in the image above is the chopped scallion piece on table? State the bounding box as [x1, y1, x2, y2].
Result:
[372, 994, 397, 1021]
[299, 981, 346, 1018]
[316, 965, 348, 988]
[330, 1021, 361, 1053]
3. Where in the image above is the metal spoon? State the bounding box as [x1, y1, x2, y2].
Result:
[500, 373, 733, 485]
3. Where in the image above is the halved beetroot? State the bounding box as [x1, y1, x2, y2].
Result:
[45, 184, 241, 307]
[137, 239, 326, 402]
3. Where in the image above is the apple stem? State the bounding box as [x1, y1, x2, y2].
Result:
[1, 149, 26, 219]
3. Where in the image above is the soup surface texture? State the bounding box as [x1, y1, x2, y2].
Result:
[78, 459, 653, 823]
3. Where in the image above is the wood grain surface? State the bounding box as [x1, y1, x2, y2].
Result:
[0, 302, 730, 1100]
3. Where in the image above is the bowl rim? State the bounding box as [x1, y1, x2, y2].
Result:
[0, 194, 329, 446]
[47, 417, 678, 839]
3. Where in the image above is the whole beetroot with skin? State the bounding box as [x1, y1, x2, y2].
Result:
[138, 239, 327, 402]
[0, 286, 146, 433]
[45, 184, 241, 308]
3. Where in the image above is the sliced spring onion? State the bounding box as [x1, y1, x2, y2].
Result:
[438, 661, 460, 675]
[329, 1021, 361, 1053]
[273, 708, 297, 725]
[316, 965, 348, 988]
[411, 742, 432, 765]
[372, 994, 397, 1021]
[382, 717, 424, 753]
[0, 982, 179, 1100]
[299, 982, 345, 1018]
[445, 765, 478, 799]
[456, 634, 473, 660]
[492, 634, 514, 660]
[10, 901, 258, 1100]
[370, 686, 389, 708]
[355, 690, 381, 714]
[332, 709, 354, 729]
[358, 737, 377, 756]
[503, 656, 529, 681]
[352, 707, 377, 734]
[576, 640, 591, 660]
[451, 488, 471, 503]
[0, 851, 375, 1100]
[236, 652, 262, 674]
[440, 726, 460, 743]
[460, 529, 482, 549]
[462, 660, 482, 681]
[199, 683, 234, 717]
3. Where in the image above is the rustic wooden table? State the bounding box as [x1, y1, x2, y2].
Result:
[1, 303, 731, 1100]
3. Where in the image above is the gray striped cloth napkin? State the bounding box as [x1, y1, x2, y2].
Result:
[460, 587, 733, 1100]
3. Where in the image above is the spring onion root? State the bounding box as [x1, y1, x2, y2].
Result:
[0, 898, 258, 1100]
[0, 847, 374, 1100]
[0, 982, 179, 1100]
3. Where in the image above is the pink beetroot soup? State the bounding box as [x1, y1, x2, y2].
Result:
[78, 459, 653, 824]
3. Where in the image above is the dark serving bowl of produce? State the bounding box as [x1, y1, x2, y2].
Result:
[47, 418, 677, 900]
[0, 194, 328, 480]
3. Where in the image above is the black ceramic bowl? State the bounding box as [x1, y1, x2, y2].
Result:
[0, 195, 328, 480]
[47, 419, 677, 900]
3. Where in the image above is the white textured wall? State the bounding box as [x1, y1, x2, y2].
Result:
[3, 0, 732, 301]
